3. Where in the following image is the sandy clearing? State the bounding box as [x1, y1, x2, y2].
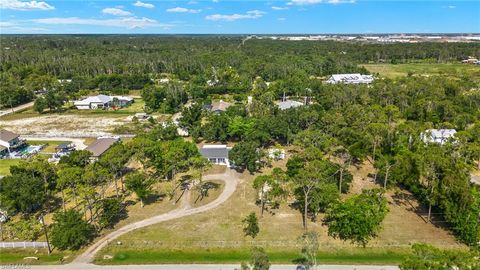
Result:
[0, 114, 130, 137]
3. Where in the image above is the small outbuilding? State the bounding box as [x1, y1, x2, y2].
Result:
[86, 137, 119, 161]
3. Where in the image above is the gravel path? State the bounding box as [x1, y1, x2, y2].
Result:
[72, 170, 240, 264]
[0, 101, 34, 117]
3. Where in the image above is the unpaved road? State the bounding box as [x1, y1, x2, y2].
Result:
[0, 101, 34, 116]
[72, 170, 240, 264]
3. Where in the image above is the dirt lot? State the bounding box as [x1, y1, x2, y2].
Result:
[0, 114, 130, 137]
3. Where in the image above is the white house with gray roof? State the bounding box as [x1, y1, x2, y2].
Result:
[199, 144, 232, 167]
[0, 129, 25, 153]
[277, 100, 304, 110]
[326, 74, 374, 84]
[422, 129, 457, 145]
[74, 95, 133, 110]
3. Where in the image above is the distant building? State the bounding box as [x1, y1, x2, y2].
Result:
[74, 95, 133, 110]
[277, 100, 304, 110]
[205, 100, 232, 113]
[0, 129, 26, 153]
[86, 137, 119, 160]
[199, 144, 232, 167]
[422, 129, 457, 145]
[326, 74, 374, 84]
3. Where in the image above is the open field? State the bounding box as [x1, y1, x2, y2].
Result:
[0, 159, 21, 176]
[0, 114, 129, 137]
[190, 180, 225, 207]
[98, 247, 410, 265]
[0, 249, 74, 265]
[96, 161, 463, 265]
[362, 63, 480, 79]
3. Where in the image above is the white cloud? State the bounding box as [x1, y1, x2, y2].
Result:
[206, 10, 266, 21]
[287, 0, 354, 5]
[166, 7, 201, 13]
[32, 16, 164, 29]
[133, 1, 154, 9]
[278, 17, 286, 21]
[212, 0, 219, 3]
[272, 6, 288, 10]
[0, 0, 54, 11]
[448, 5, 456, 8]
[102, 7, 132, 16]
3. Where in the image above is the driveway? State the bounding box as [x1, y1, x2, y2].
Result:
[0, 101, 34, 117]
[72, 170, 239, 264]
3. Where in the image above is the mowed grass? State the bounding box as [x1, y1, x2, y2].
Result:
[362, 63, 480, 79]
[0, 159, 21, 176]
[97, 247, 410, 265]
[94, 161, 463, 265]
[0, 249, 74, 265]
[190, 180, 225, 207]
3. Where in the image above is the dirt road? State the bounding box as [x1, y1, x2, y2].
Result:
[72, 170, 240, 264]
[0, 101, 34, 117]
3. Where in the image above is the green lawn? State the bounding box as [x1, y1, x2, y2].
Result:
[0, 159, 21, 176]
[95, 247, 409, 265]
[362, 63, 480, 80]
[0, 249, 73, 265]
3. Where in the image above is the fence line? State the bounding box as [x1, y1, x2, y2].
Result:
[0, 242, 48, 249]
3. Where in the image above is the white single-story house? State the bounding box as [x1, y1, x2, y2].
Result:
[326, 74, 375, 84]
[199, 144, 232, 167]
[74, 95, 134, 110]
[277, 100, 304, 110]
[0, 129, 26, 153]
[422, 129, 457, 145]
[205, 100, 232, 113]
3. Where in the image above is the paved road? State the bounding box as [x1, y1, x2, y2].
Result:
[0, 101, 34, 117]
[72, 170, 240, 264]
[25, 264, 399, 270]
[21, 136, 88, 150]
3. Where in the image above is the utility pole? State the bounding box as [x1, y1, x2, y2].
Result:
[39, 214, 51, 254]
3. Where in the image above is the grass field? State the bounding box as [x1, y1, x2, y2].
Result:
[96, 247, 410, 265]
[0, 249, 74, 265]
[94, 160, 463, 265]
[190, 180, 225, 207]
[0, 159, 21, 176]
[362, 63, 480, 79]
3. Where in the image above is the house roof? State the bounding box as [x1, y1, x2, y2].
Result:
[327, 74, 374, 83]
[210, 100, 232, 112]
[0, 129, 19, 142]
[425, 129, 457, 138]
[200, 144, 231, 159]
[74, 95, 112, 106]
[277, 100, 304, 110]
[86, 138, 118, 157]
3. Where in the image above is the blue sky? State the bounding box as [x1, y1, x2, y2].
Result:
[0, 0, 479, 34]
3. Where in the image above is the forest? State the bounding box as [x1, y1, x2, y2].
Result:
[0, 36, 479, 267]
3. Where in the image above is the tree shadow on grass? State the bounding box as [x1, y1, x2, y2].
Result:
[194, 181, 220, 204]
